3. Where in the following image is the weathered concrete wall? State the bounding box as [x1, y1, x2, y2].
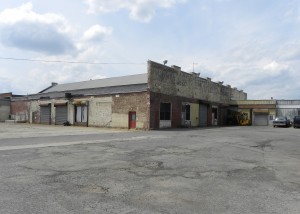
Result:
[10, 92, 150, 129]
[29, 101, 40, 123]
[88, 97, 112, 127]
[148, 61, 247, 104]
[0, 99, 10, 122]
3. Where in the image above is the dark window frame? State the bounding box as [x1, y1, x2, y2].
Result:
[160, 103, 171, 120]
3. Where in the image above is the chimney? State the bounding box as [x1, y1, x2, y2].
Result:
[51, 82, 58, 87]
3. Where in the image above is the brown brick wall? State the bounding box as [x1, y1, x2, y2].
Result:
[150, 92, 199, 129]
[11, 101, 29, 115]
[0, 93, 12, 98]
[112, 92, 150, 129]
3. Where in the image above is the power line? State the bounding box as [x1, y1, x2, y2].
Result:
[0, 57, 146, 65]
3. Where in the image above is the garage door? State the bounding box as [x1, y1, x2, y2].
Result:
[254, 114, 268, 126]
[55, 105, 68, 125]
[199, 104, 208, 126]
[40, 105, 51, 124]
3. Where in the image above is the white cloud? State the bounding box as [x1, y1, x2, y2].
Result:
[84, 0, 187, 22]
[262, 60, 288, 75]
[82, 25, 112, 43]
[0, 2, 75, 54]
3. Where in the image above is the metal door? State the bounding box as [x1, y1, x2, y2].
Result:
[40, 105, 51, 124]
[199, 104, 208, 126]
[129, 112, 136, 129]
[254, 114, 268, 126]
[55, 105, 68, 125]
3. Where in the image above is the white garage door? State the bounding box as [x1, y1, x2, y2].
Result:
[254, 114, 268, 126]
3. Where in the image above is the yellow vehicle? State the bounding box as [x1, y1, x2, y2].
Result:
[236, 112, 250, 126]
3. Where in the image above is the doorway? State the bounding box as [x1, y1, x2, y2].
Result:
[129, 111, 136, 129]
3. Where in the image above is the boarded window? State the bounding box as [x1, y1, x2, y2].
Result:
[160, 103, 171, 120]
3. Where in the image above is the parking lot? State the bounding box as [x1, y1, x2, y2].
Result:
[0, 123, 300, 214]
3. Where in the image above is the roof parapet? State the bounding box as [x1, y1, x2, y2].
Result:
[171, 65, 181, 72]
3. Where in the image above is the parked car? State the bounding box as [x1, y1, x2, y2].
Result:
[293, 116, 300, 128]
[273, 116, 291, 128]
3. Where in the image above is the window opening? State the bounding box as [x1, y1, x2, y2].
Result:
[160, 103, 171, 120]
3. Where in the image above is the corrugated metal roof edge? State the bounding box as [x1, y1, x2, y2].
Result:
[11, 84, 148, 101]
[43, 73, 148, 93]
[43, 82, 148, 94]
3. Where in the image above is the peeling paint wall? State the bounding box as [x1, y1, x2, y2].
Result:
[88, 97, 112, 127]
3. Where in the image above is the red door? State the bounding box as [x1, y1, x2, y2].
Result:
[129, 112, 136, 129]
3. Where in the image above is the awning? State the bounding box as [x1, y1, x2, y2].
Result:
[253, 109, 269, 113]
[39, 102, 51, 107]
[72, 100, 88, 106]
[54, 102, 68, 107]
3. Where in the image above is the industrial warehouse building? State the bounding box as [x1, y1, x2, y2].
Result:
[4, 60, 300, 129]
[8, 60, 247, 129]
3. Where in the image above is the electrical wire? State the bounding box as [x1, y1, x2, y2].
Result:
[0, 57, 146, 65]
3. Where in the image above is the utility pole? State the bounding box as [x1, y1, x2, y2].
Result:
[193, 62, 198, 73]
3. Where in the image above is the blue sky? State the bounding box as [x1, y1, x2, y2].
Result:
[0, 0, 300, 99]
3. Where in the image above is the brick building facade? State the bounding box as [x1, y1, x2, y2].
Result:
[9, 60, 247, 129]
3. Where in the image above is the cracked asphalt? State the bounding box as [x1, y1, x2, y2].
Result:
[0, 123, 300, 214]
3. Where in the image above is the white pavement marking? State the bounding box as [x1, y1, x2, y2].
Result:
[0, 135, 169, 151]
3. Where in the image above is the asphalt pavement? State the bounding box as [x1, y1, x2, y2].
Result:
[0, 123, 299, 214]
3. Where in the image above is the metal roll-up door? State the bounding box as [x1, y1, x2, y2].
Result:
[200, 104, 208, 126]
[40, 105, 51, 124]
[55, 105, 68, 125]
[254, 114, 268, 126]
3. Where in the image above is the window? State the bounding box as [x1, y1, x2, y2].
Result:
[160, 103, 171, 120]
[185, 105, 190, 120]
[75, 106, 87, 122]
